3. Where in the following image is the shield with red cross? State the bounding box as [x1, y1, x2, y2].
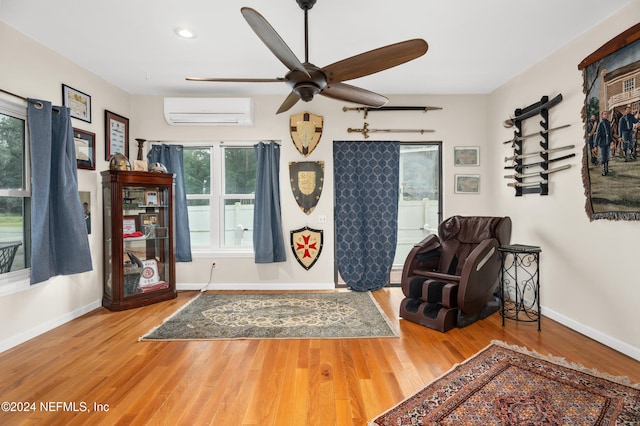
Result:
[290, 226, 323, 270]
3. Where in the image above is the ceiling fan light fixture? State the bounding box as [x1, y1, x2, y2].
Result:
[175, 27, 197, 39]
[294, 82, 321, 102]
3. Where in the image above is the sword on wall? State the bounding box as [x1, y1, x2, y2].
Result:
[504, 164, 571, 179]
[347, 122, 435, 139]
[507, 180, 548, 188]
[343, 106, 442, 118]
[504, 144, 575, 162]
[502, 124, 571, 146]
[504, 153, 575, 170]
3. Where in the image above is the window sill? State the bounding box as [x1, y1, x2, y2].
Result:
[0, 270, 31, 297]
[191, 249, 254, 259]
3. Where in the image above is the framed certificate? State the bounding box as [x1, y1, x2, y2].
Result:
[73, 128, 96, 170]
[123, 216, 137, 234]
[454, 174, 480, 194]
[454, 146, 480, 166]
[105, 110, 129, 160]
[62, 84, 91, 123]
[144, 190, 158, 206]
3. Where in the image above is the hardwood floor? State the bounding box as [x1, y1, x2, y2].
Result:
[1, 288, 638, 425]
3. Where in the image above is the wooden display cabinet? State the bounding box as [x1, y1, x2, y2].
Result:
[101, 170, 177, 310]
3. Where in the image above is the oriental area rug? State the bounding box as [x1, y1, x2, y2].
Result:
[370, 341, 640, 425]
[140, 291, 398, 340]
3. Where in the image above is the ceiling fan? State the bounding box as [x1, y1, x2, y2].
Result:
[186, 0, 428, 114]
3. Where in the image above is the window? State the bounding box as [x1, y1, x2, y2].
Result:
[622, 77, 635, 94]
[183, 142, 257, 252]
[0, 97, 31, 283]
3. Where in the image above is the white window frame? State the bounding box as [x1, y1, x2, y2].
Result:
[183, 141, 257, 257]
[0, 96, 31, 295]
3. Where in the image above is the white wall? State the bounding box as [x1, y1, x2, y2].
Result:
[487, 2, 640, 358]
[131, 93, 495, 289]
[0, 22, 130, 351]
[2, 0, 639, 361]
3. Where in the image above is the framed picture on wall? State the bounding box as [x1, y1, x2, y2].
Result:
[73, 128, 96, 170]
[454, 146, 480, 166]
[62, 84, 91, 123]
[105, 110, 129, 161]
[454, 174, 480, 194]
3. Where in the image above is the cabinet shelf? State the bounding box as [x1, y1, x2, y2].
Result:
[101, 170, 177, 311]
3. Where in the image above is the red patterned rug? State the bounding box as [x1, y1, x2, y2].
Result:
[370, 341, 640, 425]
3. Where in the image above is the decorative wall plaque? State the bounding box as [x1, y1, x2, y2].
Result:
[289, 161, 324, 214]
[290, 111, 323, 156]
[290, 226, 323, 270]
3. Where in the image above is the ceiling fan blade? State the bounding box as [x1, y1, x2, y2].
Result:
[241, 7, 310, 77]
[322, 39, 428, 84]
[186, 77, 285, 83]
[276, 91, 301, 114]
[321, 82, 388, 107]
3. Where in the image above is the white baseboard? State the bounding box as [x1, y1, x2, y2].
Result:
[542, 306, 640, 361]
[0, 299, 102, 354]
[177, 282, 336, 291]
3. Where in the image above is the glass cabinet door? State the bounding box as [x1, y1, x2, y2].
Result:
[121, 185, 170, 297]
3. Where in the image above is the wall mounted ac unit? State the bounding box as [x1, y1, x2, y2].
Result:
[163, 97, 254, 126]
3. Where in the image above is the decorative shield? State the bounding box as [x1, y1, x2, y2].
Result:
[290, 226, 323, 270]
[290, 111, 323, 156]
[289, 161, 324, 214]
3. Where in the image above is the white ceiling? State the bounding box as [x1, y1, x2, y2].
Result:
[0, 0, 634, 98]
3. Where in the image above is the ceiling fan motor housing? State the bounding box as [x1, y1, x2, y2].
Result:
[286, 64, 327, 102]
[296, 0, 317, 10]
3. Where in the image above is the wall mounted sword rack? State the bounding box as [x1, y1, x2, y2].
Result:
[503, 94, 573, 196]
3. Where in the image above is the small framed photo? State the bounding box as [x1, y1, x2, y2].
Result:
[139, 213, 159, 227]
[123, 216, 137, 234]
[455, 174, 480, 194]
[454, 146, 480, 166]
[144, 190, 158, 206]
[105, 110, 129, 160]
[73, 128, 96, 170]
[62, 84, 91, 123]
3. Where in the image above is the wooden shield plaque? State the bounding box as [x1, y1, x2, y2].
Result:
[290, 226, 323, 270]
[289, 161, 324, 215]
[290, 111, 323, 157]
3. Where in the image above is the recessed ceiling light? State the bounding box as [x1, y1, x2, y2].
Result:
[175, 27, 197, 39]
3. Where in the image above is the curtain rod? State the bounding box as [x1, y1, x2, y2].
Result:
[0, 88, 48, 110]
[0, 88, 27, 101]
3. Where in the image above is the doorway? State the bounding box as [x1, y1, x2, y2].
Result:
[335, 142, 442, 287]
[391, 143, 442, 284]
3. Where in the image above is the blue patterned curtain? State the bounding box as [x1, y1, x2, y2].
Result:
[28, 99, 93, 284]
[334, 141, 400, 291]
[147, 144, 192, 262]
[253, 141, 286, 263]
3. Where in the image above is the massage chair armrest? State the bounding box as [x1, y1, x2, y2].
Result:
[400, 234, 442, 283]
[460, 238, 500, 280]
[412, 270, 461, 283]
[458, 238, 501, 312]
